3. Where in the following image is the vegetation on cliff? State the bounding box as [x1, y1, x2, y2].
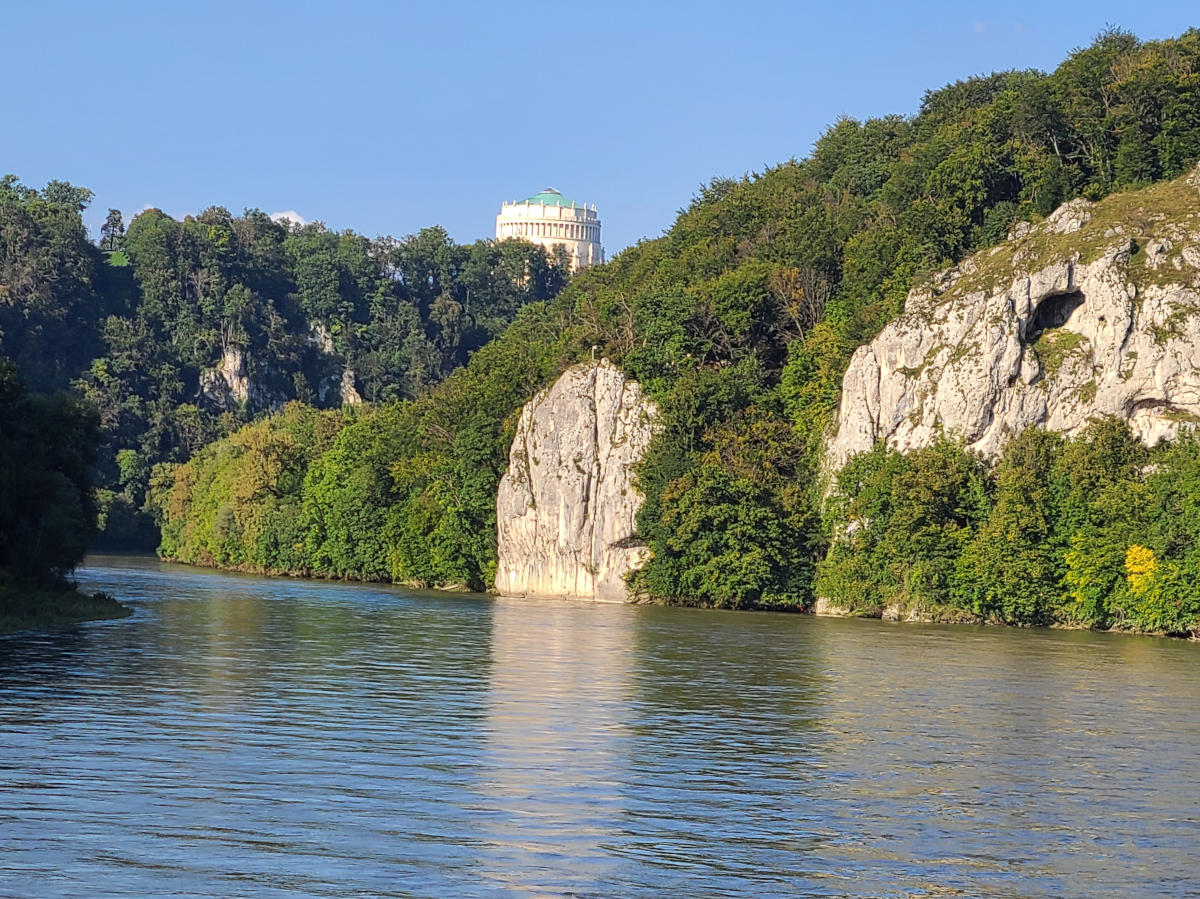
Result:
[819, 419, 1200, 636]
[8, 27, 1200, 633]
[150, 28, 1200, 629]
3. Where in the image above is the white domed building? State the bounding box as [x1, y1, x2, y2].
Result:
[495, 188, 604, 272]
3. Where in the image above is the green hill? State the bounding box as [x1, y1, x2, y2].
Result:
[154, 28, 1200, 629]
[7, 27, 1200, 633]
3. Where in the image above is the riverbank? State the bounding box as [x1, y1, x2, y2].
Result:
[0, 580, 131, 635]
[813, 597, 1200, 639]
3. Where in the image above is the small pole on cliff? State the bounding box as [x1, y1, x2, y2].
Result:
[591, 344, 599, 361]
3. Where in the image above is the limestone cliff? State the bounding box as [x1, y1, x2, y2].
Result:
[310, 322, 363, 406]
[828, 166, 1200, 468]
[199, 345, 251, 410]
[195, 323, 366, 412]
[199, 345, 291, 412]
[495, 360, 658, 601]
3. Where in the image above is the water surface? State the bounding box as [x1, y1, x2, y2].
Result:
[1, 555, 1197, 897]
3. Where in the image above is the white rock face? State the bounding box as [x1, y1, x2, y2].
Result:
[339, 368, 363, 405]
[310, 321, 362, 406]
[199, 345, 250, 409]
[828, 169, 1200, 468]
[199, 345, 290, 411]
[495, 360, 658, 601]
[317, 366, 363, 406]
[309, 321, 336, 355]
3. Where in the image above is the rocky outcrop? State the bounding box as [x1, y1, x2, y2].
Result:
[199, 345, 251, 409]
[317, 367, 363, 406]
[310, 322, 362, 405]
[199, 345, 292, 412]
[495, 360, 658, 601]
[338, 368, 363, 405]
[309, 321, 336, 355]
[828, 166, 1200, 468]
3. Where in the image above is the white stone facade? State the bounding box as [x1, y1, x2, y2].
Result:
[495, 188, 604, 271]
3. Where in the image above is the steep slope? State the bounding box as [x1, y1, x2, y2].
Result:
[829, 166, 1200, 468]
[495, 361, 657, 601]
[143, 29, 1200, 612]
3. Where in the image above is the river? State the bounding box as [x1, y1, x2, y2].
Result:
[1, 555, 1197, 897]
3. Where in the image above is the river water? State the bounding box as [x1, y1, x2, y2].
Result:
[1, 556, 1197, 897]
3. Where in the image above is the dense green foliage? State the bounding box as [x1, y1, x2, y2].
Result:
[0, 176, 104, 391]
[820, 419, 1200, 635]
[0, 359, 126, 632]
[155, 403, 343, 572]
[0, 360, 99, 579]
[1, 172, 569, 548]
[152, 28, 1200, 621]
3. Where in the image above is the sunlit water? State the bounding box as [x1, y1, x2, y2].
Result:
[1, 556, 1198, 897]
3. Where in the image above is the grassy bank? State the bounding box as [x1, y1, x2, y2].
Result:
[0, 581, 131, 635]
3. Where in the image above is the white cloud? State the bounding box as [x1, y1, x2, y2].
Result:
[269, 210, 308, 226]
[123, 203, 158, 219]
[974, 21, 987, 34]
[132, 203, 186, 220]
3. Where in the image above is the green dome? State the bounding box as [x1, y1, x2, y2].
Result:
[521, 187, 578, 207]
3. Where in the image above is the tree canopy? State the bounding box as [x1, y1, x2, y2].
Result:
[0, 360, 99, 582]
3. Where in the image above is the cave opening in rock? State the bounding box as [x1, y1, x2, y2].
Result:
[1027, 290, 1085, 341]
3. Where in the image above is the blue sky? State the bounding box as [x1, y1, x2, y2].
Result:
[4, 1, 1196, 253]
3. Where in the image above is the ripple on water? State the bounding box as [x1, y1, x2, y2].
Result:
[0, 555, 1197, 897]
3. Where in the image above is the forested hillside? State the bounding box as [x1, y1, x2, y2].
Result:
[154, 28, 1200, 635]
[1, 176, 570, 547]
[156, 304, 571, 584]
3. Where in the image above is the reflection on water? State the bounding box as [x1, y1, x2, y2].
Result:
[0, 556, 1197, 897]
[474, 598, 638, 892]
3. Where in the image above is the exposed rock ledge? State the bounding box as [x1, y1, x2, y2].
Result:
[199, 345, 252, 410]
[495, 360, 658, 601]
[828, 166, 1200, 469]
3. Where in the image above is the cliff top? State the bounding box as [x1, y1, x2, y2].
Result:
[829, 163, 1200, 472]
[915, 163, 1200, 311]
